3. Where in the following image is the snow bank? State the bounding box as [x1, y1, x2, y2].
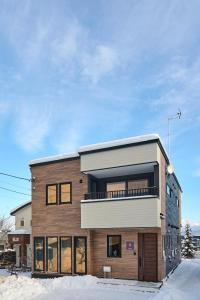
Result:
[153, 259, 200, 300]
[0, 275, 98, 300]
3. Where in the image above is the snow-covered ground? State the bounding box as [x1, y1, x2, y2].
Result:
[0, 259, 199, 300]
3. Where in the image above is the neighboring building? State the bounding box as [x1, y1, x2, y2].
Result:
[192, 236, 200, 251]
[0, 232, 8, 252]
[8, 201, 32, 267]
[29, 134, 182, 281]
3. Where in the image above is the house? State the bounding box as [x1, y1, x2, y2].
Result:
[29, 134, 182, 281]
[192, 236, 200, 252]
[8, 201, 32, 267]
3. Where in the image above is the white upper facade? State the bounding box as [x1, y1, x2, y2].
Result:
[10, 201, 32, 234]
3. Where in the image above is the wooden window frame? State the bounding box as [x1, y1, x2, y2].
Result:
[74, 236, 87, 275]
[34, 237, 45, 272]
[46, 184, 58, 205]
[107, 235, 122, 258]
[60, 236, 72, 274]
[46, 236, 58, 273]
[59, 182, 72, 204]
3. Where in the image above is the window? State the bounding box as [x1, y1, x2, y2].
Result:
[46, 237, 58, 273]
[34, 237, 45, 271]
[107, 235, 121, 258]
[46, 184, 57, 205]
[166, 184, 171, 197]
[20, 220, 24, 227]
[128, 179, 148, 189]
[59, 182, 72, 203]
[106, 182, 126, 198]
[60, 237, 72, 273]
[74, 237, 87, 274]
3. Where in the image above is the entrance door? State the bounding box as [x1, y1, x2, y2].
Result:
[74, 237, 87, 275]
[138, 233, 157, 281]
[26, 244, 32, 267]
[14, 244, 21, 267]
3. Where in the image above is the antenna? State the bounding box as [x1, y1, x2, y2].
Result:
[168, 109, 182, 159]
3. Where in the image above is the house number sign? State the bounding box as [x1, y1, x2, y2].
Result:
[126, 241, 134, 250]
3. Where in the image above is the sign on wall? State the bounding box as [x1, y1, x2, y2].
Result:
[13, 237, 19, 242]
[126, 241, 134, 250]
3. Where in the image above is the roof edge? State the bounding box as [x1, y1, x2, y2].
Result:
[10, 201, 31, 216]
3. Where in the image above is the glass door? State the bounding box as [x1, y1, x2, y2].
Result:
[74, 237, 87, 274]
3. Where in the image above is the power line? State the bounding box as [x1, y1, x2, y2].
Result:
[0, 186, 31, 197]
[0, 180, 31, 191]
[0, 172, 31, 182]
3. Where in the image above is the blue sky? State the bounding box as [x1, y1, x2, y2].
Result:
[0, 0, 199, 229]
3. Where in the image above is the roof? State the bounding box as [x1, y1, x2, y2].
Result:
[10, 201, 31, 216]
[28, 134, 182, 191]
[29, 134, 164, 166]
[8, 229, 31, 235]
[79, 134, 160, 153]
[29, 152, 79, 166]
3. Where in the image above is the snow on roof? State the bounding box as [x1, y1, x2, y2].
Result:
[10, 200, 31, 216]
[29, 134, 163, 166]
[79, 134, 160, 153]
[8, 229, 31, 235]
[29, 152, 79, 166]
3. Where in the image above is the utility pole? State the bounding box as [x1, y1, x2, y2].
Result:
[168, 109, 182, 159]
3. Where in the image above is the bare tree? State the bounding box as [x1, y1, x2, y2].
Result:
[0, 216, 14, 248]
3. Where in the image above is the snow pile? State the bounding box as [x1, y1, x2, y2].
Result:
[0, 259, 200, 300]
[0, 275, 98, 300]
[153, 259, 200, 300]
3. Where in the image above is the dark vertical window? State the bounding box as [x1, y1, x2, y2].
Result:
[107, 235, 121, 257]
[46, 184, 57, 205]
[46, 237, 58, 273]
[20, 220, 24, 226]
[74, 237, 87, 274]
[34, 237, 45, 271]
[59, 183, 72, 203]
[60, 237, 72, 273]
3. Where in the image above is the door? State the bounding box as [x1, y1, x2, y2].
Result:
[14, 244, 21, 267]
[26, 244, 32, 267]
[74, 237, 87, 275]
[138, 233, 157, 281]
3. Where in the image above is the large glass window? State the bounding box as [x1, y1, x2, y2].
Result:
[128, 179, 148, 189]
[34, 237, 44, 271]
[60, 237, 72, 273]
[46, 184, 57, 204]
[46, 237, 58, 272]
[107, 235, 121, 258]
[59, 183, 71, 203]
[74, 237, 87, 274]
[106, 182, 126, 198]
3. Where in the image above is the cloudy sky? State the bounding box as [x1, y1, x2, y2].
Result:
[0, 0, 199, 230]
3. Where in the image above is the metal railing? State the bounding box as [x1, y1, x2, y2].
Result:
[84, 186, 158, 200]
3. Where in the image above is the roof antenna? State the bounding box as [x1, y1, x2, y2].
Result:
[167, 109, 182, 162]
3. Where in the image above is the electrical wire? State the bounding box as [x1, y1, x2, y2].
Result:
[0, 172, 31, 182]
[0, 186, 31, 196]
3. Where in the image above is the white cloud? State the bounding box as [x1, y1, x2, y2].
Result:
[182, 219, 200, 235]
[13, 100, 55, 151]
[82, 45, 119, 84]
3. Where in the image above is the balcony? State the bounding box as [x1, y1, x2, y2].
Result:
[84, 186, 158, 200]
[81, 186, 161, 229]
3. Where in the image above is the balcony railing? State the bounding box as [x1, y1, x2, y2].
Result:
[84, 186, 158, 200]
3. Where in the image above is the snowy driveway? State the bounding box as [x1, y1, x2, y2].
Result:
[0, 259, 199, 300]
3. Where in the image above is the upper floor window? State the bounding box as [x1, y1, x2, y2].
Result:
[46, 184, 57, 205]
[166, 184, 171, 197]
[20, 220, 24, 227]
[107, 235, 121, 258]
[59, 182, 72, 204]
